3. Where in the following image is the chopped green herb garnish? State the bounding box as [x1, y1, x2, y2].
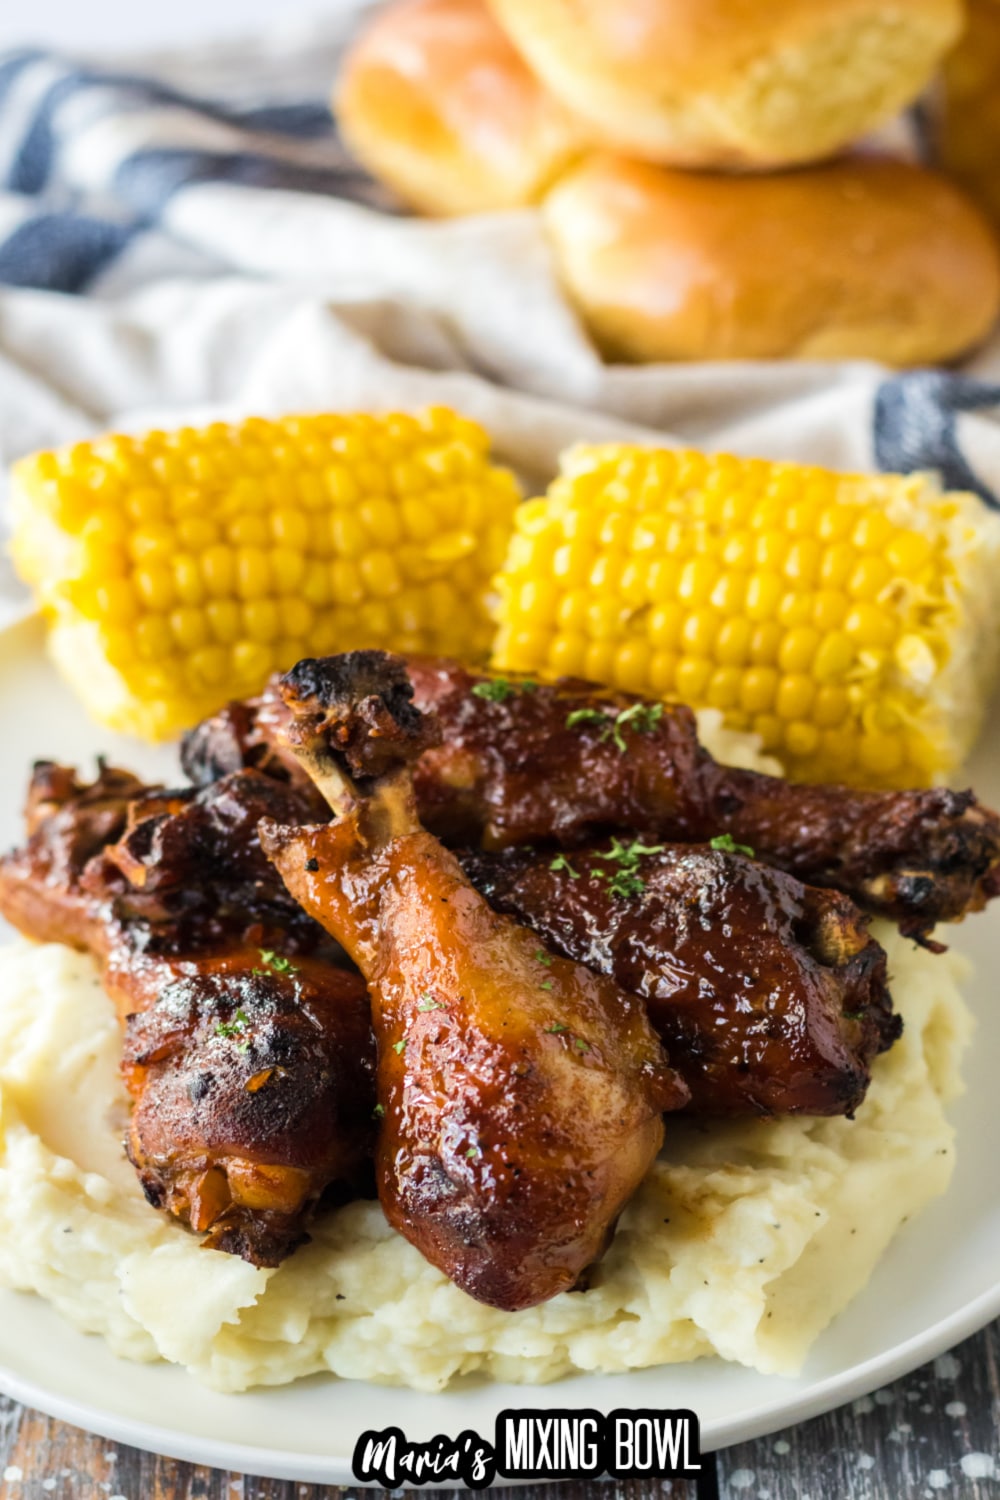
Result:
[573, 1037, 591, 1053]
[843, 1009, 867, 1021]
[565, 702, 664, 752]
[594, 837, 666, 867]
[592, 837, 665, 900]
[609, 701, 664, 751]
[372, 1103, 385, 1118]
[392, 1039, 406, 1055]
[545, 1022, 569, 1034]
[417, 993, 445, 1012]
[215, 1008, 250, 1041]
[710, 833, 755, 858]
[539, 979, 554, 991]
[472, 677, 536, 702]
[549, 853, 580, 879]
[465, 1146, 480, 1159]
[534, 949, 553, 966]
[258, 948, 299, 976]
[607, 871, 647, 900]
[565, 707, 607, 731]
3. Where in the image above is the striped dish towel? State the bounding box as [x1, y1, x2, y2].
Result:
[0, 5, 998, 626]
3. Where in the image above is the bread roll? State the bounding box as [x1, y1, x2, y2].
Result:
[486, 0, 963, 169]
[543, 154, 1000, 365]
[938, 0, 1000, 234]
[337, 0, 587, 215]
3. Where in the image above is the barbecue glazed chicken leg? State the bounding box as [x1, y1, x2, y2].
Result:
[406, 661, 1000, 946]
[0, 764, 376, 1266]
[259, 651, 687, 1311]
[183, 658, 1000, 944]
[462, 841, 897, 1117]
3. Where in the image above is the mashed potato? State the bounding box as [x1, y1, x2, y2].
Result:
[0, 924, 971, 1393]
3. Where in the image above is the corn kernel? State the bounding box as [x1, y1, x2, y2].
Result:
[678, 557, 717, 605]
[745, 572, 783, 621]
[886, 531, 933, 573]
[752, 712, 783, 750]
[676, 657, 712, 699]
[584, 641, 617, 683]
[845, 603, 896, 648]
[715, 618, 752, 666]
[360, 551, 402, 600]
[269, 507, 309, 549]
[649, 651, 677, 694]
[706, 666, 742, 710]
[814, 684, 850, 728]
[94, 577, 139, 625]
[681, 609, 718, 655]
[279, 598, 314, 638]
[243, 599, 280, 644]
[135, 615, 174, 661]
[754, 533, 788, 570]
[236, 547, 270, 600]
[778, 626, 820, 674]
[199, 545, 234, 598]
[710, 574, 747, 614]
[129, 523, 175, 565]
[812, 630, 854, 680]
[187, 646, 230, 687]
[776, 673, 815, 720]
[784, 721, 820, 758]
[859, 732, 904, 776]
[169, 606, 208, 652]
[206, 599, 242, 644]
[777, 591, 814, 628]
[784, 538, 821, 585]
[722, 531, 754, 569]
[232, 641, 273, 681]
[614, 640, 651, 693]
[135, 565, 175, 611]
[271, 548, 306, 594]
[169, 554, 203, 607]
[812, 590, 848, 631]
[820, 543, 855, 589]
[749, 621, 782, 665]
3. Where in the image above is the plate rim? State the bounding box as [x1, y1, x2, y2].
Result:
[0, 1285, 998, 1484]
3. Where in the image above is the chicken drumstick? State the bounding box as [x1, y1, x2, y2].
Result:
[0, 764, 376, 1266]
[259, 651, 687, 1311]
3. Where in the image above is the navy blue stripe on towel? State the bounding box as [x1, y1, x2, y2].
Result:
[874, 372, 1000, 509]
[0, 211, 134, 291]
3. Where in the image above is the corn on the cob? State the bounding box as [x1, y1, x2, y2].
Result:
[11, 408, 520, 741]
[492, 444, 1000, 788]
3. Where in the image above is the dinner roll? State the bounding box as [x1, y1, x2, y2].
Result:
[337, 0, 587, 215]
[543, 154, 1000, 365]
[938, 0, 1000, 233]
[486, 0, 963, 169]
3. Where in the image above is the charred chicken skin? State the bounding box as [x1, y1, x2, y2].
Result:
[259, 651, 687, 1311]
[0, 764, 376, 1267]
[461, 842, 897, 1117]
[182, 659, 1000, 944]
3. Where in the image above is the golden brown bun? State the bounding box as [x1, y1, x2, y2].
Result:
[938, 0, 1000, 234]
[543, 154, 1000, 365]
[336, 0, 588, 215]
[486, 0, 963, 169]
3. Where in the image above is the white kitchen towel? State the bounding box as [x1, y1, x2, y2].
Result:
[0, 3, 999, 630]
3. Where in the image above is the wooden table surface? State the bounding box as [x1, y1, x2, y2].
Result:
[1, 1318, 997, 1500]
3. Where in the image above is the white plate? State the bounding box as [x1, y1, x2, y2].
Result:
[0, 612, 998, 1485]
